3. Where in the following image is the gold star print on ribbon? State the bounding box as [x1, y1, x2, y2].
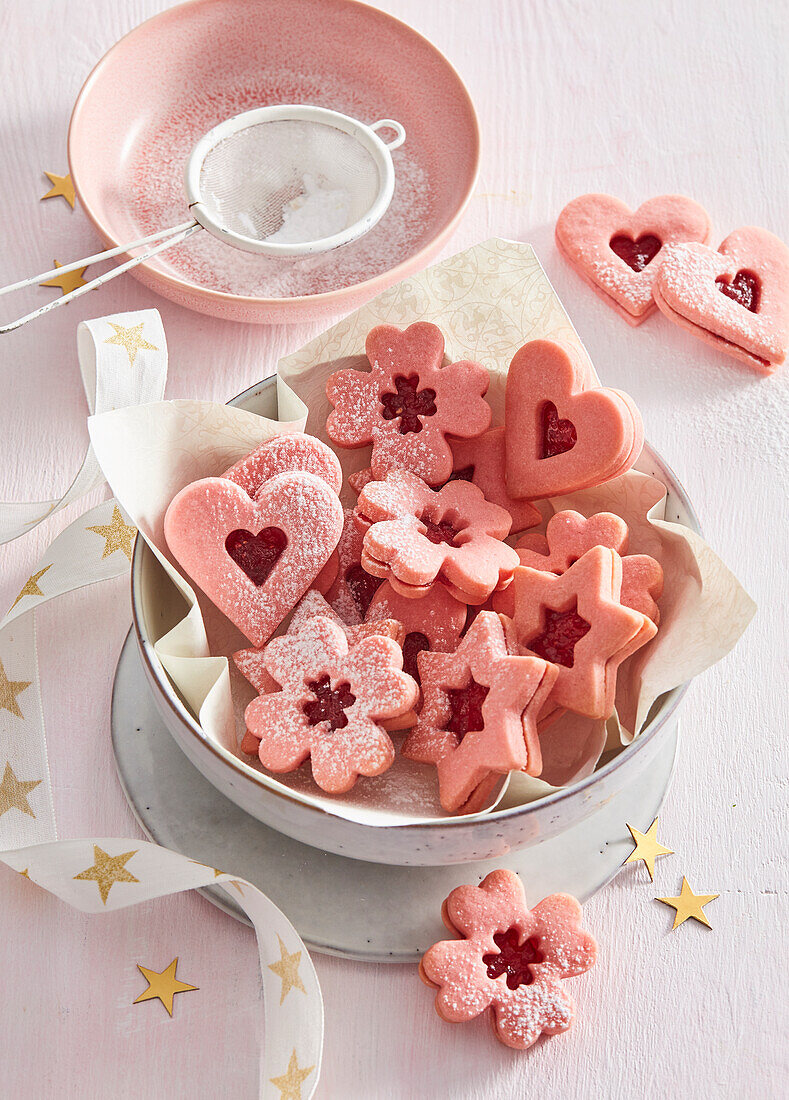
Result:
[624, 817, 674, 881]
[40, 260, 89, 296]
[10, 564, 52, 611]
[270, 1051, 315, 1100]
[657, 877, 719, 930]
[133, 957, 198, 1016]
[104, 321, 159, 367]
[188, 860, 225, 877]
[0, 659, 31, 718]
[86, 506, 137, 561]
[73, 845, 139, 905]
[269, 936, 307, 1004]
[41, 171, 76, 209]
[0, 762, 41, 818]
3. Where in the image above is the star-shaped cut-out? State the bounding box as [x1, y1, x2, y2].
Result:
[268, 935, 307, 1004]
[73, 844, 139, 905]
[269, 1050, 315, 1100]
[0, 660, 32, 718]
[41, 171, 76, 209]
[657, 877, 719, 930]
[40, 260, 88, 296]
[133, 957, 198, 1016]
[86, 505, 137, 561]
[104, 321, 158, 367]
[624, 817, 673, 881]
[10, 564, 52, 611]
[0, 762, 41, 819]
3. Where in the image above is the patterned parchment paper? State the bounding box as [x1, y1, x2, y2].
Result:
[89, 239, 755, 825]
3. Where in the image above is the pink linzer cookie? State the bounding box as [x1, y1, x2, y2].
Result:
[366, 581, 467, 686]
[419, 869, 597, 1049]
[356, 470, 519, 604]
[164, 473, 343, 647]
[326, 322, 491, 486]
[324, 508, 384, 624]
[504, 546, 657, 720]
[244, 616, 418, 793]
[449, 429, 541, 533]
[556, 193, 710, 325]
[403, 613, 557, 812]
[221, 433, 342, 496]
[653, 226, 789, 373]
[504, 340, 643, 500]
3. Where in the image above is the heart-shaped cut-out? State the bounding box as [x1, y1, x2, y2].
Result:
[164, 472, 344, 647]
[556, 193, 711, 324]
[504, 340, 643, 500]
[653, 226, 789, 372]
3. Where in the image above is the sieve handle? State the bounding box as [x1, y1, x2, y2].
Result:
[370, 119, 406, 151]
[0, 220, 200, 334]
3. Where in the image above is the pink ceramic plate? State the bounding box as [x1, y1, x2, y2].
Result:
[68, 0, 480, 324]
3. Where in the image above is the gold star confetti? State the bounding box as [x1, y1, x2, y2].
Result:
[0, 762, 41, 818]
[270, 1050, 314, 1100]
[268, 936, 306, 1005]
[40, 260, 88, 296]
[657, 877, 719, 930]
[41, 171, 76, 209]
[0, 660, 31, 718]
[10, 564, 53, 611]
[73, 844, 139, 905]
[624, 817, 674, 881]
[18, 868, 31, 879]
[133, 957, 198, 1016]
[104, 321, 158, 367]
[86, 506, 137, 561]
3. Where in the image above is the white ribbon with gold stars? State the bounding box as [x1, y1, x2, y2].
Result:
[0, 311, 323, 1098]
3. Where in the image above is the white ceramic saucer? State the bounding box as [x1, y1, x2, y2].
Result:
[111, 632, 676, 963]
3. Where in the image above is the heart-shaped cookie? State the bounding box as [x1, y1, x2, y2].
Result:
[653, 226, 789, 373]
[164, 472, 344, 647]
[556, 193, 711, 325]
[504, 340, 643, 500]
[221, 432, 342, 496]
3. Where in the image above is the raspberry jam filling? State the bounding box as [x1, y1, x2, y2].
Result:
[302, 675, 356, 731]
[715, 269, 761, 313]
[540, 402, 577, 459]
[609, 232, 662, 272]
[225, 527, 287, 585]
[444, 675, 490, 738]
[448, 465, 475, 483]
[419, 511, 464, 546]
[402, 631, 430, 684]
[344, 564, 383, 618]
[483, 928, 544, 990]
[380, 374, 438, 434]
[527, 604, 591, 667]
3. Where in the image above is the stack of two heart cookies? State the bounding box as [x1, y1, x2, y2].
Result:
[556, 193, 789, 373]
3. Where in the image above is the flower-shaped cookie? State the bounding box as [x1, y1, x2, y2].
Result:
[420, 869, 597, 1049]
[326, 322, 491, 486]
[244, 616, 418, 793]
[356, 470, 519, 604]
[449, 428, 541, 533]
[402, 612, 558, 811]
[365, 581, 467, 687]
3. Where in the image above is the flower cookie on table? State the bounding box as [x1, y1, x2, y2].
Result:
[355, 470, 519, 605]
[326, 321, 491, 486]
[402, 612, 558, 812]
[243, 616, 418, 793]
[366, 580, 466, 687]
[420, 869, 597, 1049]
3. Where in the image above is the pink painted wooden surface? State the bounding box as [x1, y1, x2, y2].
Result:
[0, 1, 786, 1096]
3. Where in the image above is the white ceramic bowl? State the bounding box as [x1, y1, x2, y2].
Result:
[131, 376, 700, 866]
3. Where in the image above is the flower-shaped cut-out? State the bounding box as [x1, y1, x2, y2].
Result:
[326, 322, 491, 486]
[356, 470, 519, 604]
[244, 616, 418, 793]
[420, 869, 597, 1049]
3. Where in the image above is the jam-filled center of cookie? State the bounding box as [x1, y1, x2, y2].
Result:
[225, 527, 287, 586]
[715, 269, 761, 313]
[540, 402, 577, 459]
[527, 604, 591, 668]
[419, 510, 465, 546]
[445, 675, 490, 738]
[344, 564, 383, 618]
[483, 928, 544, 990]
[402, 631, 430, 684]
[380, 374, 438, 434]
[302, 675, 356, 731]
[448, 465, 475, 483]
[609, 233, 662, 272]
